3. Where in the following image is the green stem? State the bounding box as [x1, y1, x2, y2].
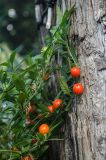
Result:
[48, 138, 64, 141]
[0, 149, 21, 154]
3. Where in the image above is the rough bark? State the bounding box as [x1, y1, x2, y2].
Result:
[58, 0, 106, 160]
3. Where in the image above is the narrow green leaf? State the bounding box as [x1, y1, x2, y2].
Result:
[66, 42, 78, 65]
[59, 76, 71, 96]
[50, 120, 63, 132]
[10, 51, 16, 67]
[0, 62, 10, 67]
[37, 145, 49, 157]
[37, 103, 49, 112]
[13, 76, 25, 91]
[56, 6, 63, 25]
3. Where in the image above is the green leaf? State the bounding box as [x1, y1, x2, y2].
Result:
[0, 62, 10, 67]
[10, 51, 16, 67]
[56, 6, 63, 25]
[61, 5, 75, 26]
[66, 42, 78, 65]
[18, 92, 26, 103]
[50, 120, 63, 132]
[0, 149, 21, 154]
[37, 103, 49, 112]
[59, 76, 71, 96]
[3, 93, 16, 102]
[12, 75, 25, 91]
[37, 145, 49, 157]
[1, 71, 7, 83]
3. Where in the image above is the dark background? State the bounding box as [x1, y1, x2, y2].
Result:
[0, 0, 38, 55]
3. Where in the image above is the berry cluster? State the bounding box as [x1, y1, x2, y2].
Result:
[70, 67, 84, 94]
[24, 66, 84, 154]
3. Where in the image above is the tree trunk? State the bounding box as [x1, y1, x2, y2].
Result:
[58, 0, 106, 160]
[38, 0, 106, 159]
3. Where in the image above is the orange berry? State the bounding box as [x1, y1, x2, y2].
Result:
[70, 66, 80, 78]
[21, 155, 33, 160]
[73, 83, 84, 95]
[48, 105, 55, 113]
[39, 124, 50, 135]
[53, 99, 62, 109]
